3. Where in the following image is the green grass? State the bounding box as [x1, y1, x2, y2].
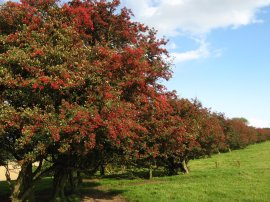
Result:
[1, 141, 270, 201]
[96, 141, 270, 201]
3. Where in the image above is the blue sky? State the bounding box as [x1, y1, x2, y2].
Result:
[166, 17, 270, 128]
[120, 0, 270, 128]
[1, 0, 269, 128]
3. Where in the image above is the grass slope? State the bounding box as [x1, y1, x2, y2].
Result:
[0, 141, 269, 201]
[98, 141, 270, 202]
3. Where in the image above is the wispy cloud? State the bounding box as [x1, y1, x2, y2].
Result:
[171, 39, 209, 63]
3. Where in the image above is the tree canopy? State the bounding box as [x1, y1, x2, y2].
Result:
[1, 0, 270, 201]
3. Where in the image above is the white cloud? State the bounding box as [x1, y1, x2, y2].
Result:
[122, 0, 270, 63]
[167, 42, 177, 50]
[122, 0, 270, 36]
[171, 39, 209, 63]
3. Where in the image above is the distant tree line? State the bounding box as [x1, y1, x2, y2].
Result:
[0, 0, 269, 201]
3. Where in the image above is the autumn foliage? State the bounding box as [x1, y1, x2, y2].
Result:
[0, 0, 270, 201]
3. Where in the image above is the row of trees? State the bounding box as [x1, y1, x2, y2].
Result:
[0, 0, 269, 201]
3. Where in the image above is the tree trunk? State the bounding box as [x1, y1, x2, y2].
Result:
[100, 163, 105, 176]
[52, 168, 68, 201]
[4, 164, 12, 192]
[148, 164, 153, 179]
[77, 171, 82, 184]
[68, 171, 81, 194]
[181, 159, 189, 174]
[11, 162, 34, 202]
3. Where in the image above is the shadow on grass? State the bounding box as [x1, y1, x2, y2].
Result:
[36, 178, 125, 201]
[35, 178, 125, 201]
[0, 170, 164, 202]
[34, 177, 54, 202]
[81, 181, 124, 200]
[0, 178, 124, 202]
[0, 178, 54, 202]
[0, 181, 11, 202]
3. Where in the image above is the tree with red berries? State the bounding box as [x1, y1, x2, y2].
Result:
[161, 98, 227, 174]
[0, 0, 171, 200]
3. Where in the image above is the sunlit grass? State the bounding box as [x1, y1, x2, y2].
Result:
[98, 141, 270, 201]
[0, 141, 269, 201]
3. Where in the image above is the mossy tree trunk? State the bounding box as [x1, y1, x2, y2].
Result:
[52, 168, 69, 201]
[11, 162, 34, 202]
[100, 162, 106, 177]
[68, 170, 82, 194]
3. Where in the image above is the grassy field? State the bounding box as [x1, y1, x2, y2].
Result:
[0, 141, 270, 201]
[90, 141, 270, 202]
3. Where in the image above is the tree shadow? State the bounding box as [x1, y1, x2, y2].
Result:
[80, 181, 125, 200]
[34, 177, 54, 202]
[0, 181, 12, 202]
[34, 178, 122, 202]
[0, 179, 56, 202]
[0, 177, 125, 202]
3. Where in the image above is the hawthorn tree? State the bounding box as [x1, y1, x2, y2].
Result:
[2, 1, 266, 201]
[161, 98, 227, 174]
[0, 0, 172, 200]
[225, 118, 258, 150]
[256, 128, 270, 142]
[126, 91, 186, 178]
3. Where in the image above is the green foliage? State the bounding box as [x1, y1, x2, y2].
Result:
[232, 117, 249, 125]
[0, 0, 270, 201]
